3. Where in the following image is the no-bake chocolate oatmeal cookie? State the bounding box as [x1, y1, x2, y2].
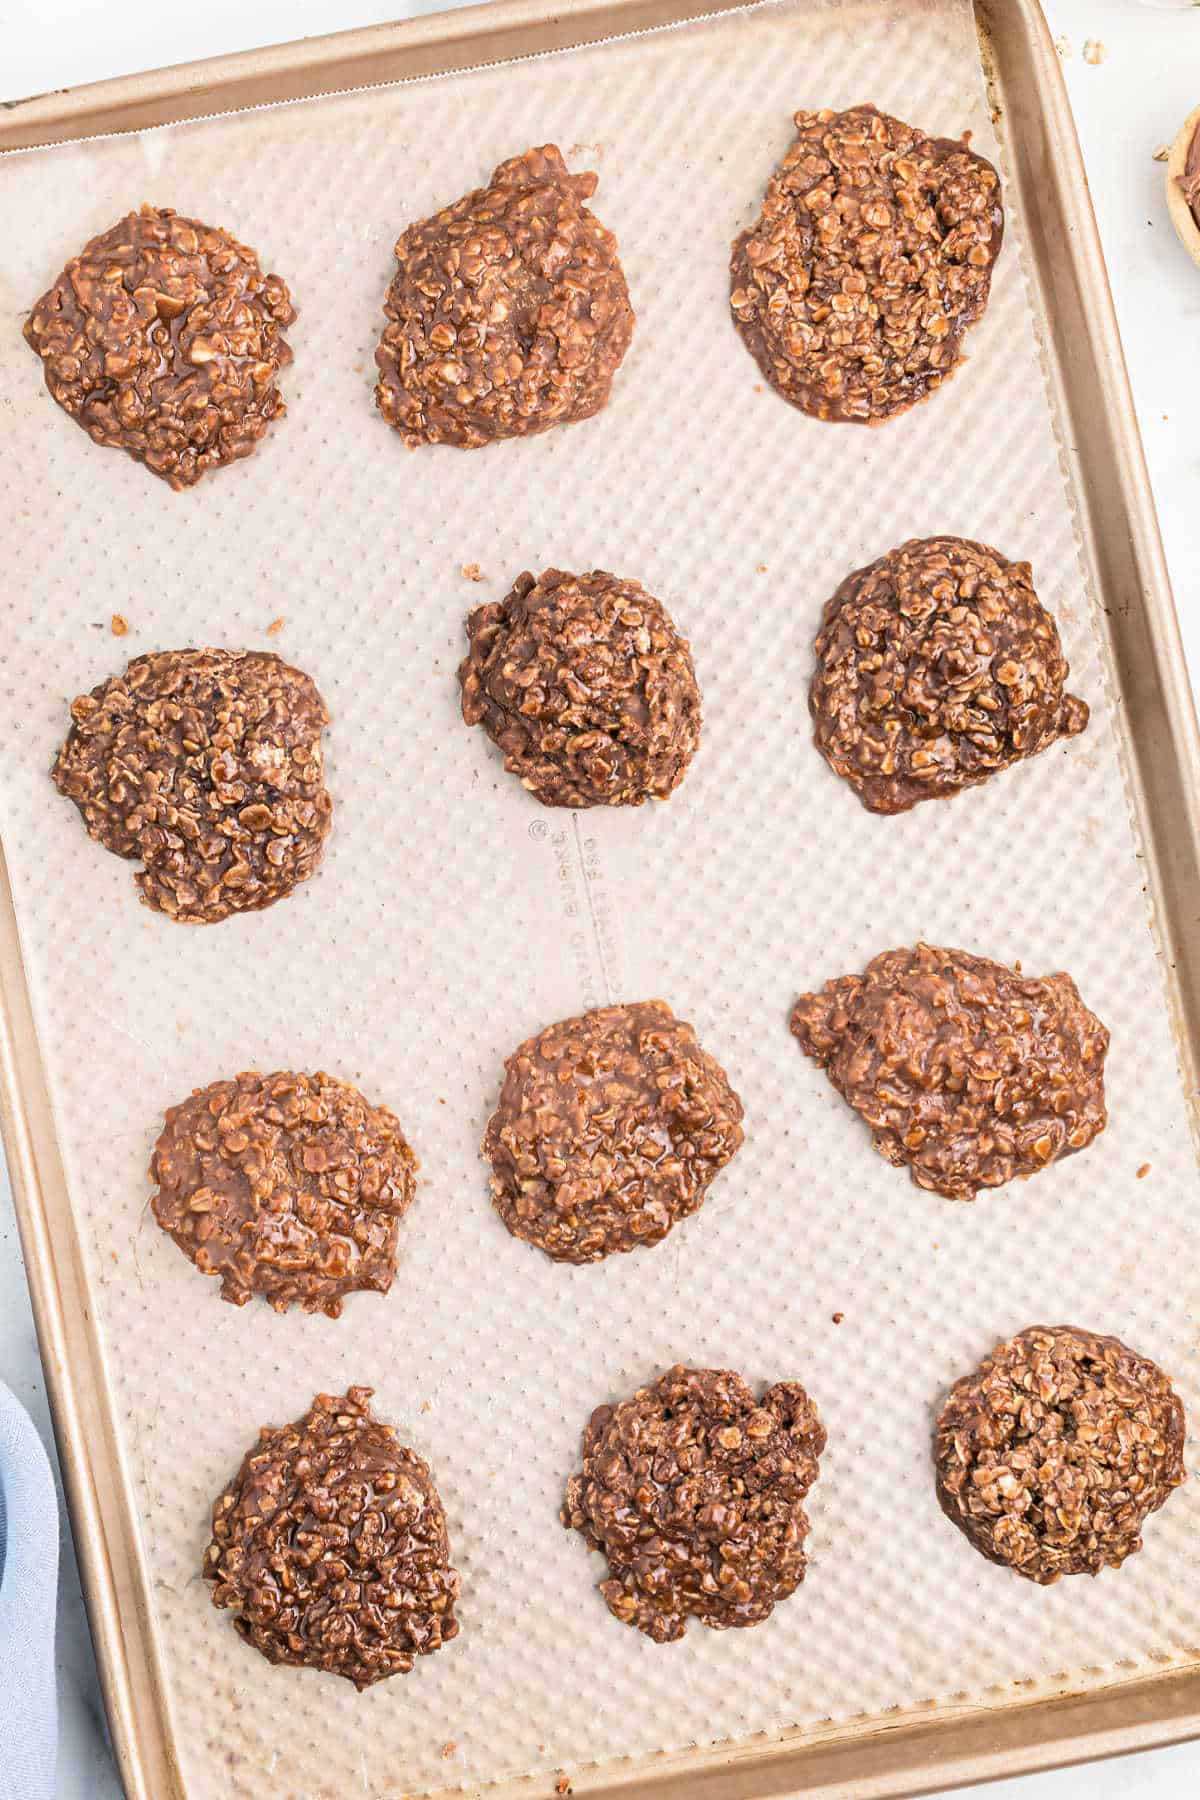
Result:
[24, 205, 295, 487]
[935, 1326, 1186, 1582]
[375, 146, 634, 447]
[205, 1387, 460, 1685]
[790, 944, 1109, 1200]
[459, 568, 701, 807]
[731, 106, 1002, 423]
[483, 1001, 744, 1263]
[151, 1070, 417, 1316]
[810, 537, 1088, 813]
[53, 647, 332, 923]
[563, 1364, 826, 1641]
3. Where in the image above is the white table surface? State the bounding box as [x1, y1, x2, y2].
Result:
[1, 1, 1197, 1795]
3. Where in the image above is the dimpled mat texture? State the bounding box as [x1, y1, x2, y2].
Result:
[2, 2, 1199, 1795]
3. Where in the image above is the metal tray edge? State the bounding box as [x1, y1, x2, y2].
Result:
[1, 2, 1199, 1796]
[0, 842, 184, 1800]
[0, 0, 760, 152]
[975, 0, 1200, 1114]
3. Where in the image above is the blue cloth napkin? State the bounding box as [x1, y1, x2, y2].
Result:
[0, 1380, 57, 1800]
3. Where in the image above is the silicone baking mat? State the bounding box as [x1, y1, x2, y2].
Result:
[1, 1, 1198, 1794]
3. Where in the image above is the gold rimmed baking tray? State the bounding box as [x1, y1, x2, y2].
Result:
[2, 2, 1200, 1796]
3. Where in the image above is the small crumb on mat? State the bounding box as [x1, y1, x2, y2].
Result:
[441, 1743, 457, 1759]
[1153, 145, 1170, 164]
[266, 616, 285, 635]
[110, 613, 129, 637]
[1083, 39, 1107, 64]
[756, 563, 768, 573]
[461, 562, 484, 582]
[555, 1778, 572, 1797]
[832, 1312, 844, 1325]
[1137, 1163, 1151, 1180]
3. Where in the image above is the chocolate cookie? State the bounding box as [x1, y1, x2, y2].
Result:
[205, 1387, 460, 1686]
[810, 537, 1089, 813]
[24, 205, 294, 488]
[53, 647, 332, 923]
[1180, 114, 1200, 232]
[730, 106, 1002, 424]
[790, 944, 1109, 1200]
[375, 145, 634, 447]
[483, 1000, 744, 1263]
[935, 1326, 1186, 1583]
[563, 1364, 826, 1641]
[151, 1070, 417, 1316]
[459, 568, 701, 807]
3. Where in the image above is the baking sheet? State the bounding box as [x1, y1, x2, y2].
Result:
[1, 1, 1199, 1795]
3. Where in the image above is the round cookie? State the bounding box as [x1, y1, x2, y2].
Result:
[375, 145, 634, 448]
[205, 1387, 460, 1686]
[53, 647, 332, 923]
[562, 1364, 826, 1641]
[790, 943, 1109, 1200]
[24, 205, 295, 488]
[151, 1070, 417, 1316]
[483, 1000, 743, 1263]
[810, 537, 1088, 813]
[459, 567, 701, 807]
[730, 106, 1003, 424]
[935, 1326, 1186, 1582]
